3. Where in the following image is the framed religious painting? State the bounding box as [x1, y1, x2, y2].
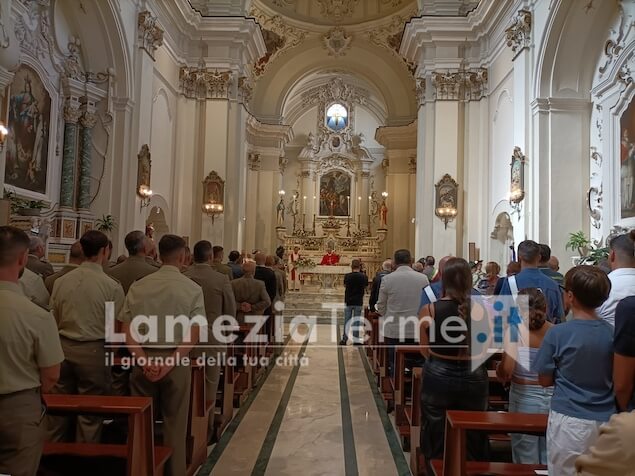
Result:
[4, 65, 52, 195]
[620, 97, 635, 218]
[319, 170, 351, 217]
[203, 170, 225, 206]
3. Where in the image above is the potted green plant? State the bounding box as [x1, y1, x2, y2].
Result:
[565, 231, 591, 257]
[3, 190, 47, 216]
[95, 214, 117, 235]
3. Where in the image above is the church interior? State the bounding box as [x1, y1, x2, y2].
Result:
[2, 0, 635, 475]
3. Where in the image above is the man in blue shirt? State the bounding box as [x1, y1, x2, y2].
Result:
[496, 240, 564, 323]
[538, 244, 564, 286]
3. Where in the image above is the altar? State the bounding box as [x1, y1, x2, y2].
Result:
[298, 265, 350, 290]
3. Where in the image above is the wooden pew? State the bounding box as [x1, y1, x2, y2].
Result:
[186, 362, 208, 476]
[212, 343, 237, 440]
[393, 345, 423, 450]
[42, 394, 171, 476]
[409, 367, 423, 475]
[434, 410, 548, 476]
[234, 324, 258, 402]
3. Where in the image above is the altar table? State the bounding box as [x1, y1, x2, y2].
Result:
[299, 265, 350, 290]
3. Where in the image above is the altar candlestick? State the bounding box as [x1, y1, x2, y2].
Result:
[313, 195, 317, 215]
[367, 195, 372, 233]
[312, 214, 316, 235]
[303, 195, 307, 213]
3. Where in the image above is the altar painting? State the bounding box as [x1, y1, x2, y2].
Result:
[319, 170, 351, 216]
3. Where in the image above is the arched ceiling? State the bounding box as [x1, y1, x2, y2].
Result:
[260, 0, 417, 27]
[248, 0, 418, 125]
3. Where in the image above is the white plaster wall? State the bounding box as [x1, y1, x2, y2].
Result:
[149, 87, 174, 207]
[489, 82, 514, 214]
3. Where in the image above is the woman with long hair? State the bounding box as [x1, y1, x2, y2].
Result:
[496, 288, 553, 464]
[418, 257, 489, 472]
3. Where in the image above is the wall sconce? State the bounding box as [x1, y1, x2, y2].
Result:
[202, 170, 225, 224]
[434, 174, 459, 229]
[138, 184, 153, 210]
[0, 123, 8, 151]
[203, 201, 224, 223]
[509, 146, 526, 218]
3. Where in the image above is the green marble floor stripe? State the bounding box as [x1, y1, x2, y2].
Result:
[338, 336, 360, 476]
[358, 346, 411, 476]
[249, 334, 311, 476]
[196, 337, 291, 476]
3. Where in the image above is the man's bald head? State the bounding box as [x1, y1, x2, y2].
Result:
[254, 252, 266, 265]
[69, 241, 85, 265]
[382, 259, 392, 272]
[548, 256, 559, 272]
[437, 256, 452, 276]
[29, 236, 45, 258]
[242, 261, 256, 276]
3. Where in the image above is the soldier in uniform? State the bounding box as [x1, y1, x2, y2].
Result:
[107, 231, 159, 396]
[19, 266, 50, 309]
[48, 230, 125, 443]
[45, 241, 84, 294]
[211, 245, 233, 280]
[108, 231, 158, 294]
[0, 226, 64, 476]
[120, 234, 205, 476]
[183, 240, 236, 439]
[26, 236, 54, 278]
[231, 261, 271, 325]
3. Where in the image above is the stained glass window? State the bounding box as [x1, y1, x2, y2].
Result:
[326, 103, 348, 131]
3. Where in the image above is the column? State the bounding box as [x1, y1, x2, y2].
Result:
[77, 106, 97, 210]
[60, 97, 81, 208]
[245, 152, 261, 247]
[300, 168, 313, 228]
[225, 100, 248, 250]
[415, 78, 433, 259]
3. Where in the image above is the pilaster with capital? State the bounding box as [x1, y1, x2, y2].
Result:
[138, 10, 164, 61]
[60, 98, 82, 208]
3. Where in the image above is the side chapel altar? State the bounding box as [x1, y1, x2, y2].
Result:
[274, 78, 389, 287]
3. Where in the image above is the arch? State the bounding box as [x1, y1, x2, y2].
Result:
[144, 194, 171, 233]
[534, 0, 617, 100]
[492, 89, 512, 123]
[251, 39, 416, 124]
[146, 205, 169, 243]
[53, 0, 133, 99]
[152, 87, 173, 122]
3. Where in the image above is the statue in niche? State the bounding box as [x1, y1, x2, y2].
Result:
[276, 197, 286, 226]
[137, 144, 151, 192]
[379, 200, 388, 229]
[351, 132, 372, 160]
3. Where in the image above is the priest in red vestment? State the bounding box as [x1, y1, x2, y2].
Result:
[320, 249, 340, 266]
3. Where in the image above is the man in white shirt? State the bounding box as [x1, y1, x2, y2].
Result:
[376, 249, 429, 378]
[597, 231, 635, 326]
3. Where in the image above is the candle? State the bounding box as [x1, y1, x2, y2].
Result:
[347, 195, 350, 217]
[303, 195, 307, 213]
[313, 195, 317, 215]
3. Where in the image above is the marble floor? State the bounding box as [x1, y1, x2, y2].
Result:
[197, 324, 410, 476]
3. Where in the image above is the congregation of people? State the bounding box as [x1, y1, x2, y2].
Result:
[0, 226, 287, 476]
[345, 233, 635, 476]
[3, 222, 635, 476]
